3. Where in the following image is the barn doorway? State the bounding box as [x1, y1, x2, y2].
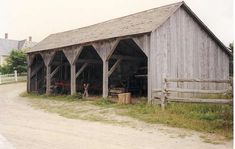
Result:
[30, 54, 46, 94]
[75, 45, 103, 96]
[108, 39, 147, 97]
[50, 51, 71, 94]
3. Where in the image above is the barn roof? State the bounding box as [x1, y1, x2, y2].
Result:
[28, 2, 182, 53]
[28, 1, 230, 55]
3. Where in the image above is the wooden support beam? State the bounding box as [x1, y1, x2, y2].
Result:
[132, 35, 150, 57]
[76, 59, 102, 64]
[46, 65, 51, 94]
[50, 65, 61, 79]
[63, 46, 83, 65]
[108, 59, 122, 77]
[27, 66, 31, 93]
[103, 60, 109, 98]
[30, 63, 44, 78]
[76, 63, 88, 78]
[71, 64, 76, 95]
[110, 55, 141, 61]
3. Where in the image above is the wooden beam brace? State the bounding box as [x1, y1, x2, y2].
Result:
[30, 63, 44, 78]
[76, 63, 88, 78]
[63, 46, 82, 64]
[108, 59, 122, 77]
[50, 65, 61, 79]
[41, 51, 55, 66]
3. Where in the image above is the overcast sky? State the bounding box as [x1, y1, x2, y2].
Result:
[0, 0, 233, 46]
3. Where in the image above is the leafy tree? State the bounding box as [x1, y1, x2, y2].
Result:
[0, 50, 27, 74]
[229, 42, 233, 76]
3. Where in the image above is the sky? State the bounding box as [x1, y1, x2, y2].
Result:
[0, 0, 233, 46]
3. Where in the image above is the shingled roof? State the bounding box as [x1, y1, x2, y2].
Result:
[29, 1, 230, 55]
[29, 2, 183, 53]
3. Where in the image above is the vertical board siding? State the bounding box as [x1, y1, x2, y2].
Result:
[150, 7, 229, 98]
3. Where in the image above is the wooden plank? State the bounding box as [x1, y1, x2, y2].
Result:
[108, 59, 122, 77]
[167, 96, 232, 105]
[50, 65, 61, 79]
[110, 55, 141, 61]
[165, 78, 231, 83]
[76, 63, 88, 78]
[76, 59, 102, 64]
[166, 88, 228, 94]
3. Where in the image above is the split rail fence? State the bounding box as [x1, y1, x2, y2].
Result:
[0, 71, 27, 84]
[153, 78, 233, 109]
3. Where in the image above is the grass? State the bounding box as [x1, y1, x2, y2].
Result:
[94, 98, 233, 139]
[20, 92, 233, 139]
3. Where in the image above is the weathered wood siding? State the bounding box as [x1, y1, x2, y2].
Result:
[150, 7, 229, 97]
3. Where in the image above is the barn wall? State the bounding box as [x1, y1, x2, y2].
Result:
[150, 7, 229, 96]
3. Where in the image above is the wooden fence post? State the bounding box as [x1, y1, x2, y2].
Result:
[14, 70, 18, 82]
[161, 78, 167, 110]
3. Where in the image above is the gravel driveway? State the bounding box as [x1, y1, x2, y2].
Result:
[0, 83, 232, 149]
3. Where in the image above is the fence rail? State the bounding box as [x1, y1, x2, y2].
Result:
[0, 71, 27, 84]
[153, 78, 233, 109]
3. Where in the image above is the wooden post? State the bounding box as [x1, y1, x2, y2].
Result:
[103, 60, 109, 98]
[41, 51, 55, 95]
[27, 66, 31, 92]
[161, 78, 167, 110]
[46, 64, 51, 94]
[71, 64, 76, 95]
[14, 70, 18, 82]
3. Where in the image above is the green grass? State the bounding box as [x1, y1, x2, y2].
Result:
[94, 98, 233, 139]
[21, 93, 233, 139]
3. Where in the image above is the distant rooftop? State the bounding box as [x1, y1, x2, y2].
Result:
[0, 33, 37, 56]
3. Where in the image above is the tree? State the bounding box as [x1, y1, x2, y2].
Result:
[229, 42, 233, 76]
[0, 50, 27, 74]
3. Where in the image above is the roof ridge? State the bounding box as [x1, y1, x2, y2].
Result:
[50, 1, 184, 36]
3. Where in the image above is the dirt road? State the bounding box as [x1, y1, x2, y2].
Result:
[0, 83, 232, 149]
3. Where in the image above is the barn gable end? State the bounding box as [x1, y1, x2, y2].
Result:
[150, 5, 229, 100]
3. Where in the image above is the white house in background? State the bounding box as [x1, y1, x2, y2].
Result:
[0, 33, 37, 66]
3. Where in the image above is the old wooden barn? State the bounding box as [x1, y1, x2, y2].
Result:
[27, 2, 231, 103]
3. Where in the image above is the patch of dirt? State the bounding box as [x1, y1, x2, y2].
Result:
[0, 83, 233, 149]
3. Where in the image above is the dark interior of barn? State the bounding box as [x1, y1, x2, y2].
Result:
[30, 54, 46, 94]
[108, 39, 147, 97]
[50, 51, 71, 94]
[75, 46, 103, 95]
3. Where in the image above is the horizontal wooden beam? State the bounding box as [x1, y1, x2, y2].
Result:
[166, 88, 229, 94]
[76, 59, 102, 64]
[167, 96, 233, 105]
[165, 78, 231, 84]
[110, 55, 142, 61]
